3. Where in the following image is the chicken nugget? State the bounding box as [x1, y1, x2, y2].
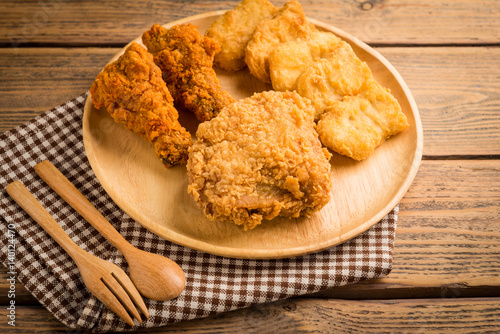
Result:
[205, 0, 278, 71]
[294, 41, 372, 120]
[142, 23, 235, 122]
[317, 79, 409, 160]
[245, 0, 317, 84]
[187, 90, 332, 230]
[90, 42, 192, 167]
[269, 31, 342, 91]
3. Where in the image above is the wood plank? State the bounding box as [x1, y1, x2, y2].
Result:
[381, 47, 500, 156]
[0, 48, 113, 131]
[386, 160, 500, 288]
[1, 160, 498, 304]
[0, 298, 499, 333]
[2, 263, 498, 306]
[0, 306, 69, 333]
[143, 297, 500, 333]
[0, 0, 499, 46]
[1, 47, 499, 155]
[0, 266, 34, 305]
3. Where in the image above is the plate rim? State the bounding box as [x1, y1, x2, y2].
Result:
[83, 11, 423, 259]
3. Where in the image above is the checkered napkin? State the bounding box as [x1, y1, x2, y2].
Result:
[0, 93, 397, 332]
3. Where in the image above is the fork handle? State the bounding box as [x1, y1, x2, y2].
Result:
[34, 161, 134, 253]
[6, 181, 88, 262]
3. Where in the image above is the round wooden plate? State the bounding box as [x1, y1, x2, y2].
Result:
[82, 11, 423, 259]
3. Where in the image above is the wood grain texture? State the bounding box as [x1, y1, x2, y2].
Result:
[0, 48, 111, 131]
[82, 13, 422, 259]
[387, 160, 500, 288]
[0, 266, 35, 305]
[1, 160, 498, 303]
[34, 160, 186, 302]
[0, 1, 498, 331]
[0, 298, 499, 333]
[0, 306, 69, 333]
[0, 0, 499, 46]
[5, 181, 149, 326]
[381, 47, 500, 156]
[1, 46, 499, 156]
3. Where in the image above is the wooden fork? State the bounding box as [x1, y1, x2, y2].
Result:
[5, 181, 149, 327]
[34, 160, 186, 301]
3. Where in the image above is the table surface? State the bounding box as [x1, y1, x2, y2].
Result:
[0, 0, 499, 332]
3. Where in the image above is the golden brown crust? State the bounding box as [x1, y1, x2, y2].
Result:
[317, 79, 409, 160]
[245, 0, 317, 84]
[294, 41, 373, 121]
[205, 0, 278, 71]
[142, 24, 235, 122]
[269, 31, 342, 92]
[187, 90, 332, 230]
[90, 42, 192, 167]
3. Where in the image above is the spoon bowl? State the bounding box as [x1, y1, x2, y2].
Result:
[126, 248, 185, 301]
[35, 160, 186, 301]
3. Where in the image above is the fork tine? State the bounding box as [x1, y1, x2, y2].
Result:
[111, 270, 150, 319]
[101, 273, 142, 324]
[92, 279, 135, 326]
[6, 180, 144, 326]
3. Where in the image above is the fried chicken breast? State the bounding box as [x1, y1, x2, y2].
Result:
[142, 23, 235, 122]
[205, 0, 278, 71]
[90, 42, 192, 167]
[187, 90, 332, 230]
[269, 31, 342, 92]
[245, 0, 317, 84]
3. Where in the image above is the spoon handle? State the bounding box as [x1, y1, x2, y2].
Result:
[6, 181, 88, 262]
[34, 160, 133, 253]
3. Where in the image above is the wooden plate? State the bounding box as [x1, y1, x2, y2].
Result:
[82, 11, 423, 259]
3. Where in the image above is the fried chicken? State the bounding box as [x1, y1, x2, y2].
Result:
[269, 31, 342, 92]
[205, 0, 278, 71]
[245, 0, 317, 84]
[187, 90, 333, 230]
[142, 23, 235, 123]
[294, 41, 373, 120]
[90, 42, 192, 167]
[317, 79, 409, 160]
[290, 39, 408, 160]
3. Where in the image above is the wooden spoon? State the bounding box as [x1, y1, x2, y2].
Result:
[35, 160, 186, 301]
[6, 181, 149, 326]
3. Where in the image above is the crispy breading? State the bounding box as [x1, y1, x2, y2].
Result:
[142, 24, 235, 122]
[187, 90, 332, 230]
[317, 79, 409, 160]
[269, 31, 342, 92]
[294, 41, 373, 120]
[205, 0, 278, 71]
[90, 43, 192, 167]
[245, 0, 317, 84]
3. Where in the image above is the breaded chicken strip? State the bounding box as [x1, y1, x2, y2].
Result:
[294, 41, 373, 120]
[245, 0, 317, 84]
[317, 79, 409, 160]
[205, 0, 278, 71]
[90, 42, 192, 167]
[269, 31, 342, 92]
[142, 24, 235, 123]
[187, 91, 332, 230]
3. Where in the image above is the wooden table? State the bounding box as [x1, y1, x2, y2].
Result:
[1, 0, 499, 332]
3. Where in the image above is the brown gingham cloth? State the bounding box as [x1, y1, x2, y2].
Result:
[0, 93, 397, 332]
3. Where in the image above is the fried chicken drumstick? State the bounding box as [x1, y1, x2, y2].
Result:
[142, 24, 235, 122]
[90, 42, 192, 167]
